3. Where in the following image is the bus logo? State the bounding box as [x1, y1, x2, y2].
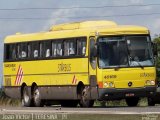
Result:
[128, 82, 132, 87]
[15, 65, 23, 85]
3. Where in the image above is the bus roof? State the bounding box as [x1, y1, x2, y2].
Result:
[49, 20, 117, 31]
[4, 20, 149, 43]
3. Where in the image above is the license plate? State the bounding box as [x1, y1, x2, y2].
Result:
[125, 93, 135, 97]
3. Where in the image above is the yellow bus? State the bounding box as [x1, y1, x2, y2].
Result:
[3, 20, 156, 107]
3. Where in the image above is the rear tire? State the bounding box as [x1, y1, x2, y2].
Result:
[126, 97, 139, 107]
[79, 86, 94, 107]
[33, 86, 43, 107]
[22, 86, 31, 107]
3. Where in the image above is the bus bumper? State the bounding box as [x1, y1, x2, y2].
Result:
[98, 86, 156, 100]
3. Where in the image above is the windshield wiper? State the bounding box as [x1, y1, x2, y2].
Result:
[136, 61, 144, 69]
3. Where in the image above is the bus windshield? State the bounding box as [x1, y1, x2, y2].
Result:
[98, 35, 154, 68]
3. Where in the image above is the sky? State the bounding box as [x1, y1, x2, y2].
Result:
[0, 0, 160, 85]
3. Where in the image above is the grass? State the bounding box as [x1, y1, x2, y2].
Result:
[94, 97, 148, 107]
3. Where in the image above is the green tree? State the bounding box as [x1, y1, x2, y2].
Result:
[153, 35, 160, 77]
[154, 37, 160, 43]
[153, 34, 160, 43]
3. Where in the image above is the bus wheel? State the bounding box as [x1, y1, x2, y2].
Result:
[22, 86, 31, 107]
[33, 86, 43, 107]
[148, 97, 155, 106]
[79, 86, 94, 107]
[126, 97, 139, 107]
[61, 100, 78, 107]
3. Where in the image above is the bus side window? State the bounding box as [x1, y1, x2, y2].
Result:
[64, 39, 76, 56]
[5, 44, 17, 61]
[17, 44, 21, 59]
[17, 43, 27, 59]
[52, 42, 57, 57]
[52, 41, 63, 57]
[20, 43, 27, 59]
[77, 38, 87, 56]
[57, 42, 63, 56]
[40, 41, 51, 58]
[5, 44, 10, 60]
[69, 41, 76, 55]
[28, 43, 31, 58]
[46, 49, 50, 57]
[64, 41, 70, 56]
[31, 42, 40, 58]
[34, 50, 38, 58]
[11, 44, 17, 60]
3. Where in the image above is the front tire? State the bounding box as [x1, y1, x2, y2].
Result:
[33, 86, 43, 107]
[126, 97, 139, 107]
[22, 86, 31, 107]
[79, 86, 94, 107]
[148, 97, 155, 106]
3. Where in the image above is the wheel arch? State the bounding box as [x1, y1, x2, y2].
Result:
[77, 81, 85, 97]
[31, 82, 37, 96]
[21, 83, 27, 98]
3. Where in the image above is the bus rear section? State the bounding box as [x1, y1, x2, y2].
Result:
[96, 35, 156, 106]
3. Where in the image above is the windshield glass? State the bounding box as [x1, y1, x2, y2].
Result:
[127, 36, 153, 67]
[98, 35, 154, 69]
[98, 36, 128, 68]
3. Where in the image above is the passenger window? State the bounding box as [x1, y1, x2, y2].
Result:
[31, 42, 40, 58]
[40, 41, 51, 58]
[28, 43, 31, 58]
[57, 42, 63, 56]
[52, 42, 57, 57]
[77, 38, 87, 56]
[5, 44, 17, 61]
[12, 44, 17, 60]
[20, 43, 27, 59]
[52, 41, 63, 57]
[64, 41, 70, 56]
[64, 40, 76, 56]
[34, 50, 38, 57]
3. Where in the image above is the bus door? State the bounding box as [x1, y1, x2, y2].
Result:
[89, 37, 98, 99]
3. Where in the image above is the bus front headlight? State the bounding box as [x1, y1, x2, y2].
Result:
[104, 82, 108, 87]
[109, 82, 114, 87]
[104, 82, 114, 88]
[146, 80, 155, 85]
[150, 80, 155, 85]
